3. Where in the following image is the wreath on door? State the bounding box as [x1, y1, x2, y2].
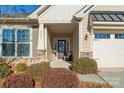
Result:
[59, 43, 63, 47]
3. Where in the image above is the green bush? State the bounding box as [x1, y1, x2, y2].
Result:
[0, 63, 13, 78]
[16, 63, 28, 72]
[26, 61, 50, 81]
[70, 57, 97, 74]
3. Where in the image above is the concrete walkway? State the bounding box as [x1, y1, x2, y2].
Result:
[50, 60, 124, 87]
[78, 74, 106, 83]
[50, 60, 71, 69]
[98, 68, 124, 88]
[50, 60, 106, 84]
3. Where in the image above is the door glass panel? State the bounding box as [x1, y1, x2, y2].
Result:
[58, 40, 66, 55]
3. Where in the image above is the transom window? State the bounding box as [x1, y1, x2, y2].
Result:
[115, 34, 124, 39]
[2, 28, 30, 57]
[95, 33, 110, 39]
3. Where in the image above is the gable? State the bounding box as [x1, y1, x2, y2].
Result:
[29, 5, 50, 19]
[38, 5, 84, 23]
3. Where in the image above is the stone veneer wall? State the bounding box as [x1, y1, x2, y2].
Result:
[36, 49, 46, 57]
[80, 52, 92, 59]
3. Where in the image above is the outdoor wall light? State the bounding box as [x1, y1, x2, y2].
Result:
[84, 34, 88, 40]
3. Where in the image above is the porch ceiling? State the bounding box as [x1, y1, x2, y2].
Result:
[47, 23, 77, 33]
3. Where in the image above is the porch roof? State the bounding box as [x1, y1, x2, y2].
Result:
[89, 11, 124, 31]
[0, 14, 38, 25]
[90, 11, 124, 22]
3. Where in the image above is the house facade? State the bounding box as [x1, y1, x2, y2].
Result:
[1, 5, 124, 68]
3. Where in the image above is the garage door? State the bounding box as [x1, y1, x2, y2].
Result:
[93, 33, 124, 68]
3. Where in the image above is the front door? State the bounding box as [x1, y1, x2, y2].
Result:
[57, 40, 66, 56]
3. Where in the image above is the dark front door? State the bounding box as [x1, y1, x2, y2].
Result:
[58, 40, 66, 56]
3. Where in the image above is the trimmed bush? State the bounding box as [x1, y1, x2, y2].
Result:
[68, 65, 73, 70]
[0, 63, 13, 79]
[71, 57, 97, 74]
[26, 62, 50, 81]
[16, 63, 28, 72]
[41, 68, 80, 88]
[2, 73, 35, 88]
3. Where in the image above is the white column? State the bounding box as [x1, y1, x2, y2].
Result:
[0, 28, 2, 57]
[44, 26, 47, 50]
[30, 28, 33, 57]
[79, 21, 83, 58]
[38, 23, 44, 50]
[44, 26, 48, 58]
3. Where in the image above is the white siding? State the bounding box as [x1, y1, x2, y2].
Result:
[81, 15, 92, 53]
[93, 5, 124, 11]
[32, 28, 39, 57]
[39, 5, 83, 23]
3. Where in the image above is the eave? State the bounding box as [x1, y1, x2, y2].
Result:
[0, 18, 38, 25]
[92, 21, 124, 30]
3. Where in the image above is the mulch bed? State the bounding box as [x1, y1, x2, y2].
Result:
[35, 81, 112, 88]
[35, 81, 41, 88]
[0, 79, 4, 88]
[80, 81, 112, 88]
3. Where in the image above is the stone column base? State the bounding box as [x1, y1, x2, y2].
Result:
[80, 52, 93, 59]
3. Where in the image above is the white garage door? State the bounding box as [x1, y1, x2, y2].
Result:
[93, 33, 124, 68]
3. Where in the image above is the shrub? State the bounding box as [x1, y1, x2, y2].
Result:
[2, 73, 35, 88]
[41, 68, 80, 88]
[68, 65, 73, 70]
[70, 57, 97, 74]
[26, 62, 50, 81]
[16, 63, 28, 72]
[0, 63, 13, 79]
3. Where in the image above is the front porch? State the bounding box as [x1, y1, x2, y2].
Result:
[45, 23, 79, 62]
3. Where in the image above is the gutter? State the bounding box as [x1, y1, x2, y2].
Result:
[37, 5, 51, 16]
[93, 21, 124, 26]
[72, 5, 95, 22]
[74, 5, 95, 18]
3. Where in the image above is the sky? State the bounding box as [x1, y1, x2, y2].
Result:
[0, 5, 40, 14]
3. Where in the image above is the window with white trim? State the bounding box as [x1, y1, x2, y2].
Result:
[94, 33, 110, 39]
[2, 28, 30, 57]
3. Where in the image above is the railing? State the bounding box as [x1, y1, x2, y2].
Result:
[28, 56, 47, 65]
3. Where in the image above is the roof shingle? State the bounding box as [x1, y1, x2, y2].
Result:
[90, 11, 124, 22]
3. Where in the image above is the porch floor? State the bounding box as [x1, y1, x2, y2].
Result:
[50, 60, 71, 69]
